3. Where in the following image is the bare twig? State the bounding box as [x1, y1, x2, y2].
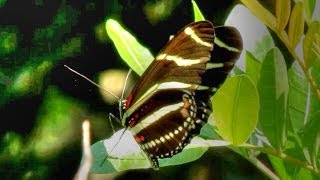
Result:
[74, 120, 92, 180]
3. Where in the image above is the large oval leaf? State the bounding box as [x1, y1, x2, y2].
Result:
[288, 61, 309, 132]
[90, 129, 209, 173]
[212, 74, 259, 145]
[257, 48, 289, 149]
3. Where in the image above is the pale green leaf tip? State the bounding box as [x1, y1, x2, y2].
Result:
[105, 19, 119, 32]
[192, 0, 205, 21]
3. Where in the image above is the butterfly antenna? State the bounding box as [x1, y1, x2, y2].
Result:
[99, 127, 128, 167]
[118, 69, 132, 119]
[64, 65, 120, 100]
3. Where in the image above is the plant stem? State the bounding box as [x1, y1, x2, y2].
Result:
[241, 144, 320, 176]
[246, 154, 279, 180]
[233, 148, 280, 179]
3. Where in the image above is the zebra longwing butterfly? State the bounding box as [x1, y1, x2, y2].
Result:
[119, 20, 243, 170]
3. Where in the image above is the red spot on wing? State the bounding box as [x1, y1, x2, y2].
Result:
[129, 118, 136, 127]
[134, 135, 145, 143]
[134, 113, 139, 119]
[126, 94, 133, 108]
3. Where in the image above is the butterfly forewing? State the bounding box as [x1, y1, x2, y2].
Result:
[122, 21, 243, 169]
[125, 21, 215, 108]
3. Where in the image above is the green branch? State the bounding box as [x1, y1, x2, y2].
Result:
[240, 144, 320, 176]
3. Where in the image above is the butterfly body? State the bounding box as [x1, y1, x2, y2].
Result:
[121, 21, 242, 169]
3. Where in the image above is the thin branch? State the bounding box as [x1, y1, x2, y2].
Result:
[240, 144, 320, 176]
[74, 120, 92, 180]
[247, 153, 280, 180]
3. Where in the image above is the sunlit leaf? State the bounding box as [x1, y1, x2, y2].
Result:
[276, 0, 291, 31]
[288, 2, 305, 48]
[27, 86, 85, 158]
[240, 0, 277, 29]
[144, 1, 179, 25]
[0, 28, 17, 56]
[303, 21, 320, 68]
[10, 61, 52, 96]
[191, 0, 205, 21]
[0, 132, 23, 159]
[91, 130, 148, 173]
[212, 75, 259, 145]
[257, 48, 289, 149]
[105, 19, 154, 76]
[288, 61, 309, 132]
[90, 129, 210, 173]
[225, 5, 275, 71]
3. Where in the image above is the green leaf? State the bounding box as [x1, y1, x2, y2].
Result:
[191, 0, 205, 21]
[105, 19, 154, 76]
[257, 48, 289, 149]
[268, 155, 290, 179]
[300, 62, 320, 166]
[27, 86, 86, 158]
[303, 21, 320, 68]
[10, 61, 52, 95]
[0, 132, 23, 159]
[199, 123, 221, 139]
[212, 74, 259, 145]
[269, 151, 315, 179]
[288, 2, 305, 48]
[304, 0, 316, 24]
[90, 129, 209, 173]
[245, 51, 262, 85]
[294, 167, 314, 179]
[225, 5, 275, 71]
[159, 137, 209, 167]
[91, 130, 153, 173]
[288, 61, 309, 132]
[276, 0, 291, 31]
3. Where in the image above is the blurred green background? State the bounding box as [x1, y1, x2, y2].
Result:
[0, 0, 269, 179]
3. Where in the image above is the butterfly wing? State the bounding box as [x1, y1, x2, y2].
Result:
[122, 21, 243, 169]
[125, 21, 215, 109]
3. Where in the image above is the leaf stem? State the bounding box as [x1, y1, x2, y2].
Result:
[241, 144, 320, 176]
[231, 147, 280, 179]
